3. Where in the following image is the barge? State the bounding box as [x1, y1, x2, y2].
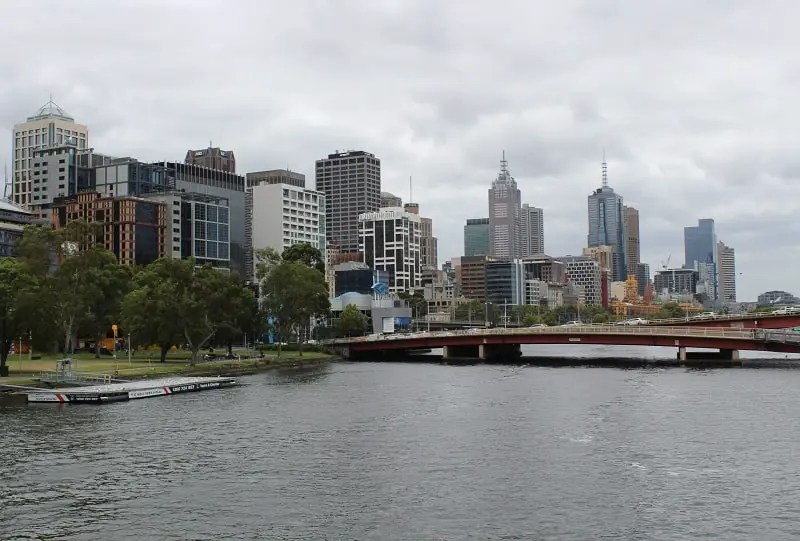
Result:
[24, 376, 239, 404]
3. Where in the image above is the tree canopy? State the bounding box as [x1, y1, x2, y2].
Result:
[281, 243, 325, 273]
[335, 304, 369, 337]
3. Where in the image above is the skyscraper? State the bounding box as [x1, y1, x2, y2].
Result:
[520, 203, 544, 256]
[315, 150, 381, 253]
[623, 205, 640, 278]
[488, 152, 521, 259]
[359, 207, 421, 293]
[717, 240, 736, 302]
[587, 159, 627, 281]
[12, 98, 88, 207]
[464, 218, 490, 256]
[404, 203, 437, 268]
[684, 219, 717, 269]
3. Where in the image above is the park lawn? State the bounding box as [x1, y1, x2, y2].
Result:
[2, 350, 333, 385]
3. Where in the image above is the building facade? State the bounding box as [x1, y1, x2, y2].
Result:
[654, 268, 699, 296]
[12, 99, 88, 207]
[464, 218, 490, 257]
[489, 153, 522, 259]
[185, 147, 236, 173]
[245, 182, 326, 278]
[458, 255, 492, 301]
[582, 245, 613, 273]
[29, 142, 87, 219]
[403, 202, 437, 268]
[635, 262, 651, 297]
[684, 218, 717, 270]
[624, 205, 640, 278]
[717, 240, 736, 302]
[246, 169, 305, 188]
[51, 191, 166, 266]
[143, 192, 231, 269]
[316, 150, 381, 253]
[587, 161, 627, 281]
[558, 255, 603, 306]
[0, 200, 43, 257]
[520, 203, 544, 256]
[358, 207, 421, 293]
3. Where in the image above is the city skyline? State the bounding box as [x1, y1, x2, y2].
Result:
[1, 1, 796, 300]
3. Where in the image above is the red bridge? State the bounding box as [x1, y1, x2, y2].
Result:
[649, 312, 800, 329]
[328, 326, 800, 363]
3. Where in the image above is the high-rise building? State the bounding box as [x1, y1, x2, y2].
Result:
[380, 192, 402, 208]
[488, 152, 522, 259]
[623, 205, 640, 277]
[246, 169, 304, 188]
[358, 207, 420, 293]
[717, 240, 736, 302]
[316, 150, 381, 253]
[582, 245, 613, 272]
[520, 203, 544, 256]
[587, 160, 627, 281]
[51, 191, 167, 266]
[12, 99, 88, 208]
[464, 218, 490, 256]
[245, 182, 326, 278]
[404, 203, 437, 268]
[684, 219, 717, 269]
[185, 146, 236, 173]
[558, 255, 603, 306]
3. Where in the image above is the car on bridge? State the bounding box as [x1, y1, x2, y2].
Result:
[529, 323, 547, 328]
[616, 318, 648, 326]
[691, 311, 718, 320]
[561, 320, 583, 326]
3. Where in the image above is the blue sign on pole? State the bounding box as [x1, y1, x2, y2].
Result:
[265, 316, 275, 344]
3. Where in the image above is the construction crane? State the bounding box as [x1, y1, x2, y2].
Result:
[660, 253, 672, 270]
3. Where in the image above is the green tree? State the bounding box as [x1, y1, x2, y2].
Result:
[335, 304, 369, 337]
[399, 291, 428, 317]
[263, 261, 330, 356]
[15, 224, 61, 276]
[254, 248, 282, 283]
[79, 249, 133, 357]
[0, 259, 41, 376]
[210, 273, 260, 356]
[281, 243, 325, 273]
[653, 301, 685, 320]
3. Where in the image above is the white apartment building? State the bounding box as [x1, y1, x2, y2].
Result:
[246, 182, 326, 278]
[717, 240, 736, 302]
[359, 207, 421, 293]
[521, 203, 544, 256]
[559, 255, 603, 306]
[13, 99, 88, 208]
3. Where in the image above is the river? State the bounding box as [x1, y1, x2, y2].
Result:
[3, 346, 800, 540]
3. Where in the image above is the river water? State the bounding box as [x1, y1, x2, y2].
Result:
[4, 346, 800, 540]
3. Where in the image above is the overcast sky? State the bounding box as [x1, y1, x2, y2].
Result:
[2, 0, 797, 301]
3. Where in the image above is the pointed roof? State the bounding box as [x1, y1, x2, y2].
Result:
[27, 97, 75, 122]
[493, 150, 517, 187]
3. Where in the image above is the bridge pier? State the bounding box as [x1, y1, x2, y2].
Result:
[677, 347, 741, 363]
[479, 343, 522, 362]
[443, 345, 480, 361]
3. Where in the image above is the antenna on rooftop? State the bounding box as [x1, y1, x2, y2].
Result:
[409, 175, 412, 204]
[501, 150, 508, 174]
[601, 149, 608, 187]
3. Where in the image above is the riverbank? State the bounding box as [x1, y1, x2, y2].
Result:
[0, 351, 336, 390]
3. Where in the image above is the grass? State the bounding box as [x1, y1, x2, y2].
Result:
[0, 349, 335, 387]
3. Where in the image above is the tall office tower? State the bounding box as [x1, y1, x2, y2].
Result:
[246, 169, 305, 188]
[587, 159, 627, 281]
[623, 205, 640, 277]
[315, 150, 381, 253]
[12, 98, 89, 208]
[684, 219, 717, 270]
[403, 203, 437, 268]
[488, 151, 522, 259]
[717, 240, 737, 302]
[520, 203, 544, 256]
[464, 218, 490, 256]
[185, 146, 236, 173]
[358, 207, 421, 293]
[380, 192, 402, 208]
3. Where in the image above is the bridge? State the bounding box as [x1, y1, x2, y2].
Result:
[327, 326, 800, 362]
[412, 312, 800, 331]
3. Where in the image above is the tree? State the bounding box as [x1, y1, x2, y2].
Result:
[79, 250, 133, 357]
[335, 304, 368, 337]
[263, 261, 330, 356]
[254, 248, 283, 283]
[399, 291, 428, 317]
[654, 301, 685, 320]
[281, 243, 325, 273]
[15, 224, 61, 276]
[209, 273, 260, 355]
[0, 260, 41, 376]
[121, 259, 188, 362]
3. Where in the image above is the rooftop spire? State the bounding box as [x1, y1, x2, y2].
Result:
[601, 150, 608, 188]
[501, 150, 508, 174]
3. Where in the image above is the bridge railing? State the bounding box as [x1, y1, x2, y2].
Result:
[326, 325, 800, 346]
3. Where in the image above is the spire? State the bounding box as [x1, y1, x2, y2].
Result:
[601, 150, 608, 188]
[501, 150, 508, 174]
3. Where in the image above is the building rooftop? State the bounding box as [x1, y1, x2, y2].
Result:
[0, 198, 32, 214]
[26, 98, 75, 122]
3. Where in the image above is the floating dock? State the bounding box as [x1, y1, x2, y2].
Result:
[24, 376, 239, 404]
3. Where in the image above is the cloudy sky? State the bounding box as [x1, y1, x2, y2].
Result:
[1, 0, 797, 301]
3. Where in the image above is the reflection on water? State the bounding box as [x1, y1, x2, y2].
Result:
[4, 357, 800, 540]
